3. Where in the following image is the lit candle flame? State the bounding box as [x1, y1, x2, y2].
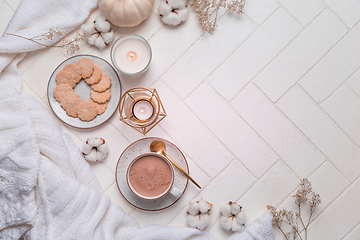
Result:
[127, 51, 137, 61]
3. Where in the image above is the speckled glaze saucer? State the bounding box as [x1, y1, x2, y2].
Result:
[47, 54, 121, 129]
[115, 137, 189, 211]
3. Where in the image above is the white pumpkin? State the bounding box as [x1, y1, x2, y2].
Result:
[98, 0, 155, 27]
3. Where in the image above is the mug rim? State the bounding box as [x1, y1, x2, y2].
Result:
[126, 152, 175, 200]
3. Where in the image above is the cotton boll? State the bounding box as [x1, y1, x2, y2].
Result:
[87, 34, 98, 45]
[161, 12, 182, 26]
[198, 199, 212, 213]
[95, 16, 111, 32]
[87, 137, 104, 147]
[95, 36, 106, 49]
[82, 142, 93, 155]
[96, 151, 107, 162]
[159, 0, 188, 26]
[168, 0, 186, 9]
[85, 149, 98, 162]
[97, 142, 109, 154]
[187, 201, 200, 215]
[236, 211, 246, 226]
[231, 202, 241, 215]
[220, 203, 232, 217]
[232, 218, 245, 232]
[220, 215, 233, 231]
[81, 22, 97, 36]
[158, 1, 172, 15]
[175, 7, 189, 22]
[83, 137, 109, 163]
[196, 213, 210, 230]
[186, 199, 213, 230]
[81, 16, 114, 49]
[186, 214, 199, 228]
[101, 31, 114, 44]
[219, 202, 246, 232]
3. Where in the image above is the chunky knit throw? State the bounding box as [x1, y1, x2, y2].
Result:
[0, 0, 275, 239]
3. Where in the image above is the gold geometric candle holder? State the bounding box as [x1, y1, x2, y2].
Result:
[119, 87, 166, 135]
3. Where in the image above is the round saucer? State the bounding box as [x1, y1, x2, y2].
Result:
[47, 54, 121, 129]
[115, 137, 189, 211]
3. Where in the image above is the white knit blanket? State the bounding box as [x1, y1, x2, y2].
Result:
[0, 0, 274, 239]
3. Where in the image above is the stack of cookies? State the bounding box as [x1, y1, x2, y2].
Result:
[53, 57, 112, 121]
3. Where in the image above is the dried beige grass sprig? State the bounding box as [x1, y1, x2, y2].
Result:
[267, 179, 321, 240]
[7, 27, 86, 55]
[190, 0, 246, 32]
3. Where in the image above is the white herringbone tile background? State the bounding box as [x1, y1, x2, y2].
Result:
[1, 0, 360, 239]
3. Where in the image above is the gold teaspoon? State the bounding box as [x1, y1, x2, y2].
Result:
[150, 140, 201, 189]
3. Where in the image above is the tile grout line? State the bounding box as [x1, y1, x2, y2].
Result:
[274, 9, 357, 106]
[237, 83, 327, 179]
[226, 6, 324, 104]
[278, 83, 356, 183]
[181, 6, 281, 102]
[155, 82, 242, 180]
[182, 97, 259, 179]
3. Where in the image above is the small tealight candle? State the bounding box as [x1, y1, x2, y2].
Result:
[111, 34, 152, 75]
[132, 100, 154, 121]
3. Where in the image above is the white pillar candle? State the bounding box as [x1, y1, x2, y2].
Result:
[111, 35, 152, 75]
[132, 100, 154, 120]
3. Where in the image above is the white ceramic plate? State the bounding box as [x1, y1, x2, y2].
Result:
[47, 54, 121, 129]
[115, 137, 189, 211]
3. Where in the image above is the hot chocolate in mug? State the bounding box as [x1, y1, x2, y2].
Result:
[126, 153, 182, 200]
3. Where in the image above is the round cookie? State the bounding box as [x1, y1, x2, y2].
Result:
[91, 73, 111, 92]
[63, 63, 82, 83]
[85, 65, 102, 84]
[77, 58, 94, 78]
[60, 95, 83, 118]
[77, 101, 98, 121]
[89, 98, 108, 115]
[57, 89, 79, 103]
[90, 88, 111, 104]
[55, 70, 77, 88]
[53, 84, 73, 102]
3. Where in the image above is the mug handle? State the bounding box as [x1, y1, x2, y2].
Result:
[169, 185, 182, 198]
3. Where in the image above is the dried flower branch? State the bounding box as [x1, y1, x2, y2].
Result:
[7, 28, 86, 55]
[189, 0, 246, 32]
[267, 179, 321, 240]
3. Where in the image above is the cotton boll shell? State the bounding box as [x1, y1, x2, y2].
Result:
[101, 31, 114, 44]
[158, 1, 172, 15]
[168, 0, 186, 9]
[95, 16, 111, 32]
[186, 214, 199, 228]
[175, 7, 189, 22]
[196, 214, 210, 230]
[187, 201, 200, 215]
[81, 22, 97, 37]
[161, 12, 182, 26]
[219, 215, 233, 231]
[85, 149, 98, 162]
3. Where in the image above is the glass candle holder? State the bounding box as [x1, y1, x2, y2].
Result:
[119, 87, 166, 134]
[111, 34, 152, 75]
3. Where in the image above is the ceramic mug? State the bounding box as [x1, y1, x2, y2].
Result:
[126, 153, 182, 200]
